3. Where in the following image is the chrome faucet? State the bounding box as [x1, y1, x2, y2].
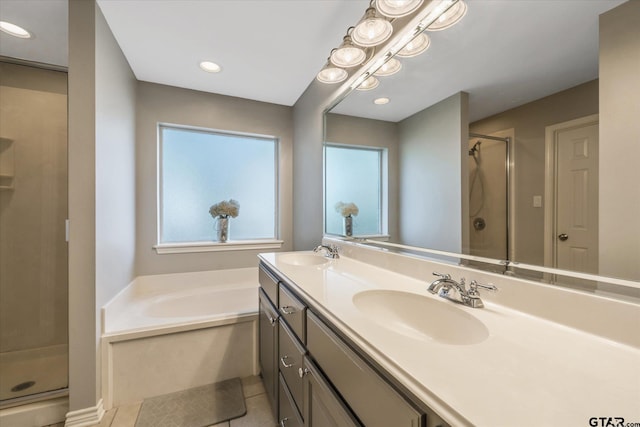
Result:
[313, 244, 340, 259]
[427, 272, 497, 308]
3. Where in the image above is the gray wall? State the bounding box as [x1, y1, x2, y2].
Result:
[135, 82, 294, 275]
[325, 113, 399, 239]
[599, 1, 640, 280]
[397, 92, 469, 252]
[470, 79, 598, 266]
[95, 0, 137, 336]
[292, 80, 341, 250]
[68, 0, 98, 411]
[68, 0, 137, 411]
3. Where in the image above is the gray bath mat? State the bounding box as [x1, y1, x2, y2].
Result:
[135, 378, 246, 427]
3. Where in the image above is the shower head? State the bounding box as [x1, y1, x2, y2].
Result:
[469, 140, 482, 156]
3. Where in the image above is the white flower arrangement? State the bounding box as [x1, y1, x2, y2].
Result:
[209, 199, 240, 218]
[335, 201, 359, 217]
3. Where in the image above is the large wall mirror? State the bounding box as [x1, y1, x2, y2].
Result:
[324, 0, 639, 297]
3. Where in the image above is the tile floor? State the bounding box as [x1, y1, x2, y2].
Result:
[42, 376, 276, 427]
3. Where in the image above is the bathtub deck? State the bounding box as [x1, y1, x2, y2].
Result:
[102, 267, 259, 335]
[100, 268, 261, 410]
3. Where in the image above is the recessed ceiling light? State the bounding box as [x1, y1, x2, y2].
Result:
[199, 61, 221, 73]
[0, 21, 31, 39]
[374, 97, 390, 105]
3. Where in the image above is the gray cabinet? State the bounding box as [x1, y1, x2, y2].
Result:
[307, 311, 424, 427]
[259, 262, 446, 427]
[279, 321, 305, 415]
[302, 357, 361, 427]
[258, 287, 279, 418]
[279, 373, 304, 427]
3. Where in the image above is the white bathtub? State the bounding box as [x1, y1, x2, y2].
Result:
[101, 268, 260, 409]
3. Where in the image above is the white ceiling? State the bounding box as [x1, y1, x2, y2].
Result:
[0, 0, 627, 120]
[97, 0, 368, 106]
[0, 0, 68, 67]
[331, 0, 626, 122]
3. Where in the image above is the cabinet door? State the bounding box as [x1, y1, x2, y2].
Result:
[279, 321, 306, 416]
[259, 288, 279, 418]
[307, 311, 424, 427]
[279, 374, 303, 427]
[303, 357, 361, 427]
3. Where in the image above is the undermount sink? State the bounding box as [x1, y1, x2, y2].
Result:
[278, 253, 329, 266]
[353, 290, 489, 345]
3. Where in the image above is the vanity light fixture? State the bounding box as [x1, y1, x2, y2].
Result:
[426, 0, 467, 31]
[317, 60, 348, 84]
[356, 76, 380, 91]
[330, 31, 367, 68]
[373, 57, 402, 76]
[374, 97, 390, 105]
[352, 6, 393, 47]
[199, 61, 222, 73]
[377, 0, 424, 18]
[396, 33, 430, 57]
[0, 21, 31, 38]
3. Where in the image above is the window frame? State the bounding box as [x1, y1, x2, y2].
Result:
[154, 123, 283, 254]
[323, 142, 389, 239]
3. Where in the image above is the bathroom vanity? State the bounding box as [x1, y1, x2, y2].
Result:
[259, 259, 438, 427]
[258, 246, 640, 427]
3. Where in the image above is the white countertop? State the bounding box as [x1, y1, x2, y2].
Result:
[259, 251, 640, 427]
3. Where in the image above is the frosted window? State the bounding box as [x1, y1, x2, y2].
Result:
[160, 125, 277, 243]
[325, 145, 383, 236]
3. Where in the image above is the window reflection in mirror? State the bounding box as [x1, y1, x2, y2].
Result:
[325, 144, 387, 237]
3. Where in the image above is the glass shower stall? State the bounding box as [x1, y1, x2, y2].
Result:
[0, 61, 69, 406]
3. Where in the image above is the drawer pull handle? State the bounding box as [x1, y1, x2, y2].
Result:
[280, 305, 296, 315]
[268, 315, 277, 326]
[280, 356, 294, 368]
[298, 367, 309, 378]
[279, 418, 289, 427]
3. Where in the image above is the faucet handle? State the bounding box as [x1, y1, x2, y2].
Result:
[469, 280, 498, 295]
[432, 271, 451, 279]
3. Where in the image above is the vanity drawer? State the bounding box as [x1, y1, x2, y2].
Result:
[259, 264, 279, 306]
[307, 311, 424, 427]
[279, 321, 306, 416]
[279, 373, 303, 427]
[279, 284, 306, 343]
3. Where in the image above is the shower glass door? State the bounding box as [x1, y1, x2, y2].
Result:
[0, 62, 68, 404]
[468, 134, 509, 260]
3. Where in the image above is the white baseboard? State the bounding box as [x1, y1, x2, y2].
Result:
[65, 399, 104, 427]
[0, 397, 68, 427]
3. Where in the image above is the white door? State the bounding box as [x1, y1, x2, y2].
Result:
[555, 122, 599, 273]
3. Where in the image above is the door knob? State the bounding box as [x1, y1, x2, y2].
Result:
[558, 233, 569, 241]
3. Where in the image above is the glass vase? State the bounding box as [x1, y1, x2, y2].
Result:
[343, 215, 353, 236]
[216, 216, 229, 243]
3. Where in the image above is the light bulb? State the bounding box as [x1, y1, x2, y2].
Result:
[396, 33, 430, 58]
[377, 0, 424, 18]
[374, 58, 402, 77]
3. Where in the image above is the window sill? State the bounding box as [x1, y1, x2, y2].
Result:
[154, 240, 284, 254]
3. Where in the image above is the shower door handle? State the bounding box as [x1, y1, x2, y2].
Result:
[558, 233, 569, 241]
